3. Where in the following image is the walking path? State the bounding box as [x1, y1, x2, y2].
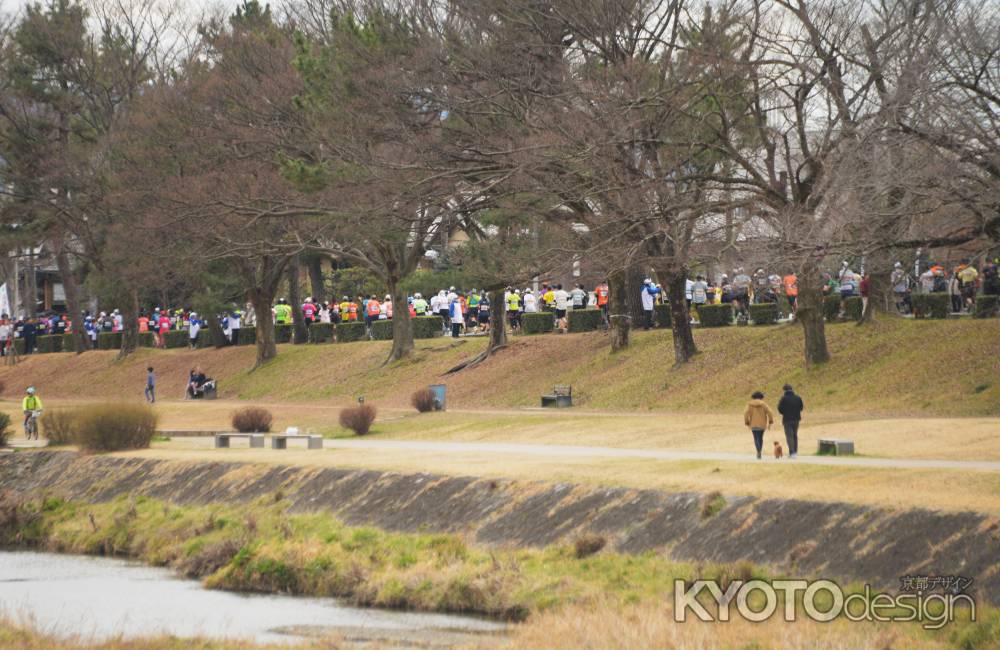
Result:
[323, 438, 1000, 471]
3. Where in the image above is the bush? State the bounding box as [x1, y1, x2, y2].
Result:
[975, 295, 999, 318]
[41, 409, 79, 445]
[339, 403, 376, 436]
[370, 319, 394, 340]
[309, 322, 335, 343]
[912, 292, 951, 319]
[138, 332, 156, 348]
[163, 330, 190, 349]
[843, 296, 864, 321]
[73, 403, 159, 452]
[0, 412, 10, 448]
[36, 335, 63, 354]
[62, 333, 78, 351]
[567, 309, 602, 333]
[573, 533, 607, 559]
[336, 321, 367, 343]
[654, 303, 672, 328]
[822, 295, 841, 321]
[411, 387, 436, 413]
[697, 303, 732, 327]
[231, 407, 273, 433]
[412, 316, 444, 339]
[13, 339, 25, 355]
[520, 312, 554, 335]
[238, 328, 257, 345]
[98, 332, 123, 350]
[749, 303, 779, 325]
[274, 324, 293, 344]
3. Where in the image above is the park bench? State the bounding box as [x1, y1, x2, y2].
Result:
[271, 433, 324, 450]
[541, 384, 573, 408]
[214, 432, 265, 448]
[818, 438, 855, 456]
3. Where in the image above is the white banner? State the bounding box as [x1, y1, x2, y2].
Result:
[0, 283, 9, 318]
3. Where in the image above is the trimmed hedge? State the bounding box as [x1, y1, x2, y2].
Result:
[912, 292, 950, 319]
[521, 311, 554, 335]
[274, 324, 293, 344]
[749, 303, 779, 325]
[138, 332, 156, 347]
[823, 295, 841, 321]
[238, 328, 256, 345]
[62, 333, 77, 351]
[843, 296, 864, 321]
[370, 319, 394, 340]
[336, 321, 367, 343]
[413, 316, 444, 339]
[98, 332, 122, 350]
[697, 303, 732, 327]
[309, 322, 335, 343]
[163, 330, 190, 349]
[654, 304, 672, 328]
[36, 335, 63, 354]
[568, 309, 602, 333]
[13, 338, 25, 355]
[974, 294, 998, 318]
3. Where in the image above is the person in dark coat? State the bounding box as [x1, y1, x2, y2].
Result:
[777, 384, 804, 458]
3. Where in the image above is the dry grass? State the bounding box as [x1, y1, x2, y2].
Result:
[507, 601, 957, 650]
[0, 318, 996, 416]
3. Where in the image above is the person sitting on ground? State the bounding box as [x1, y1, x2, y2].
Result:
[744, 391, 775, 460]
[187, 367, 208, 399]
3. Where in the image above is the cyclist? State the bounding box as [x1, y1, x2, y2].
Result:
[22, 386, 44, 440]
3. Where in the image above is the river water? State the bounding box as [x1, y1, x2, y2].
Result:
[0, 551, 507, 645]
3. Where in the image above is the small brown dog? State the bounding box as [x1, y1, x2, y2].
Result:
[773, 441, 784, 459]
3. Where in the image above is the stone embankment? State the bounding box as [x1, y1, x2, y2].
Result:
[2, 451, 997, 603]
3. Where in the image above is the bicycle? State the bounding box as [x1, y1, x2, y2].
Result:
[24, 409, 42, 440]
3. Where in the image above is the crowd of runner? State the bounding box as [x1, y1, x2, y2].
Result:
[1, 258, 997, 354]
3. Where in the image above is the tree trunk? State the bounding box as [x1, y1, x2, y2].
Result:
[386, 277, 414, 363]
[488, 288, 507, 351]
[859, 269, 889, 325]
[117, 287, 140, 360]
[52, 240, 87, 353]
[663, 269, 697, 366]
[307, 256, 327, 304]
[248, 288, 277, 367]
[287, 256, 307, 344]
[24, 248, 37, 318]
[797, 263, 830, 366]
[609, 268, 630, 352]
[624, 263, 646, 327]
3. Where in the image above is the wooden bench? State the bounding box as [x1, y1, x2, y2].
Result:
[818, 439, 855, 456]
[541, 384, 573, 408]
[214, 433, 265, 448]
[271, 434, 324, 450]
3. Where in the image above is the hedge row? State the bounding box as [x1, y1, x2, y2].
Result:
[697, 303, 733, 327]
[568, 309, 603, 333]
[521, 312, 554, 335]
[975, 295, 999, 318]
[912, 292, 950, 319]
[654, 304, 672, 328]
[749, 303, 779, 325]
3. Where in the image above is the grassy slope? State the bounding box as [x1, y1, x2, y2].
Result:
[0, 317, 997, 416]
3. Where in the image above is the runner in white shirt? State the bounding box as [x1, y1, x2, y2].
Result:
[553, 284, 570, 331]
[522, 289, 538, 313]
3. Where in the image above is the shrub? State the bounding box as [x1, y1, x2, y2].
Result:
[822, 295, 841, 321]
[567, 309, 602, 333]
[13, 338, 25, 355]
[573, 533, 607, 559]
[654, 303, 672, 328]
[336, 321, 367, 343]
[339, 403, 376, 436]
[411, 387, 436, 413]
[138, 332, 156, 347]
[412, 316, 443, 339]
[843, 296, 864, 321]
[520, 312, 554, 335]
[163, 330, 190, 349]
[41, 409, 79, 445]
[97, 332, 123, 350]
[36, 335, 63, 354]
[975, 295, 999, 318]
[912, 292, 950, 319]
[73, 403, 159, 452]
[61, 333, 77, 351]
[274, 324, 293, 344]
[370, 319, 394, 340]
[309, 322, 335, 343]
[0, 412, 9, 448]
[701, 491, 727, 518]
[231, 407, 273, 433]
[749, 303, 779, 325]
[697, 303, 732, 327]
[238, 328, 257, 345]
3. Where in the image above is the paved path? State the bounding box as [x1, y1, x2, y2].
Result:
[323, 439, 1000, 471]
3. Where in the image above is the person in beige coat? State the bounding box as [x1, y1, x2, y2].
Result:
[744, 391, 775, 459]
